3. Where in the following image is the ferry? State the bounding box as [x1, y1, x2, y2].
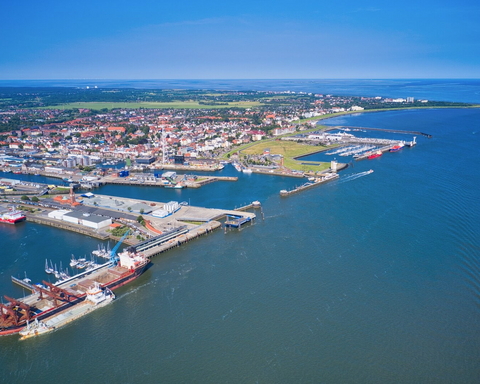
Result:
[0, 208, 26, 224]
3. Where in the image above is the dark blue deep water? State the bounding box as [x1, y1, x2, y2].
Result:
[1, 81, 479, 383]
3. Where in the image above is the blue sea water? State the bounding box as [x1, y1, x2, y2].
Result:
[1, 81, 479, 383]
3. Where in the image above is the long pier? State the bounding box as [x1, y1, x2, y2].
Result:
[101, 175, 237, 188]
[280, 173, 339, 197]
[141, 221, 223, 258]
[11, 276, 36, 292]
[336, 126, 432, 138]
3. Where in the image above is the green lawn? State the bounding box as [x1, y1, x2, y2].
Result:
[40, 101, 263, 110]
[241, 140, 331, 172]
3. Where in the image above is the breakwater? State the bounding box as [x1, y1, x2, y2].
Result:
[333, 125, 432, 138]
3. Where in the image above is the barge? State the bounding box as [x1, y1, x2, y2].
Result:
[19, 283, 115, 340]
[0, 249, 149, 337]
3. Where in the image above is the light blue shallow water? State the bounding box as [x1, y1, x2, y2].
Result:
[2, 78, 480, 103]
[1, 104, 479, 381]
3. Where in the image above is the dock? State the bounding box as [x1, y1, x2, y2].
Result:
[140, 221, 223, 258]
[280, 173, 339, 197]
[11, 276, 36, 292]
[353, 141, 409, 161]
[26, 215, 111, 241]
[225, 215, 252, 228]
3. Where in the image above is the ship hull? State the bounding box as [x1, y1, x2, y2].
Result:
[104, 262, 149, 291]
[0, 216, 26, 224]
[1, 262, 149, 337]
[0, 296, 86, 336]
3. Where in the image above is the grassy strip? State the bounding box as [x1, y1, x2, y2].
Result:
[240, 140, 331, 173]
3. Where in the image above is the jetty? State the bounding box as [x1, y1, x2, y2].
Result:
[280, 173, 339, 197]
[337, 126, 432, 138]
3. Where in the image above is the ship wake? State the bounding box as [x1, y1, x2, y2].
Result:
[338, 170, 373, 184]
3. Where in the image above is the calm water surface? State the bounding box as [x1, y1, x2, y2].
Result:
[1, 106, 479, 382]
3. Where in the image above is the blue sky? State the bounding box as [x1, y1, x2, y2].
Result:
[1, 0, 479, 79]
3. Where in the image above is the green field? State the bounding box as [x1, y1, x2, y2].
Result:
[240, 140, 331, 172]
[40, 101, 263, 110]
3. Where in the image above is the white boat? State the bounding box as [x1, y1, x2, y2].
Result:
[70, 255, 78, 268]
[242, 168, 253, 174]
[54, 264, 60, 279]
[23, 272, 32, 284]
[45, 259, 53, 274]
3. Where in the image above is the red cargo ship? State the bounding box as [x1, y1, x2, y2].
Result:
[368, 151, 383, 159]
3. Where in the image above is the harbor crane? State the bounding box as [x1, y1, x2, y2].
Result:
[110, 229, 130, 265]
